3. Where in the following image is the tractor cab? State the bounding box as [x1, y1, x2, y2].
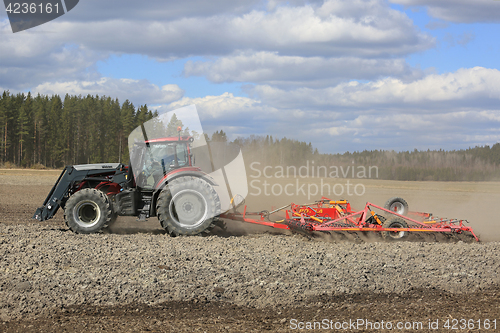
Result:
[132, 136, 195, 188]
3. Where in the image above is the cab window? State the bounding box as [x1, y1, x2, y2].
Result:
[176, 144, 188, 166]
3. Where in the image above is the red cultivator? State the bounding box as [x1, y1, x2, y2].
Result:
[220, 197, 479, 242]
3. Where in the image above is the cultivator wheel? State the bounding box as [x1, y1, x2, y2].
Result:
[381, 218, 409, 241]
[384, 197, 409, 216]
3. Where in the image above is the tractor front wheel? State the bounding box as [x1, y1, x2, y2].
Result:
[64, 188, 113, 234]
[157, 176, 221, 236]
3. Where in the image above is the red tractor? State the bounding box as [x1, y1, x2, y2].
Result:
[33, 134, 222, 236]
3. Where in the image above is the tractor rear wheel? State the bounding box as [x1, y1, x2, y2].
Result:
[64, 188, 113, 234]
[157, 176, 221, 236]
[381, 218, 409, 241]
[384, 197, 409, 216]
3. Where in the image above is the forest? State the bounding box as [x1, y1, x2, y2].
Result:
[237, 135, 500, 181]
[0, 90, 156, 168]
[1, 90, 500, 181]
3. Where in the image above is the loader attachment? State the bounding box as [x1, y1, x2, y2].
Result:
[33, 163, 124, 222]
[33, 166, 72, 221]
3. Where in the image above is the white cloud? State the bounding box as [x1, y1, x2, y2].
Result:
[0, 20, 105, 90]
[312, 110, 500, 152]
[63, 0, 264, 22]
[25, 0, 433, 59]
[153, 66, 500, 153]
[184, 52, 422, 87]
[33, 78, 184, 106]
[162, 92, 334, 126]
[1, 0, 433, 91]
[155, 93, 287, 139]
[390, 0, 500, 23]
[249, 67, 500, 110]
[165, 93, 265, 118]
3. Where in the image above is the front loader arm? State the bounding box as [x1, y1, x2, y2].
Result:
[33, 166, 78, 221]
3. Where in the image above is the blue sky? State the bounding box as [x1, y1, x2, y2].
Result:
[1, 0, 500, 154]
[397, 5, 498, 74]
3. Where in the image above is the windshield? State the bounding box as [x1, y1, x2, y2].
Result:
[132, 141, 190, 188]
[149, 142, 188, 168]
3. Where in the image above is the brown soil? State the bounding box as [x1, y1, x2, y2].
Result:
[1, 170, 499, 332]
[2, 288, 499, 333]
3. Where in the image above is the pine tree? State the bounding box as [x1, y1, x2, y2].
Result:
[1, 91, 15, 164]
[120, 99, 135, 162]
[212, 130, 227, 142]
[166, 113, 184, 137]
[33, 94, 49, 165]
[48, 95, 63, 167]
[0, 91, 6, 163]
[17, 92, 32, 166]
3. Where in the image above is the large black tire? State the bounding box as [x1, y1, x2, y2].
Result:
[381, 218, 409, 241]
[384, 197, 408, 216]
[64, 188, 113, 234]
[157, 176, 221, 236]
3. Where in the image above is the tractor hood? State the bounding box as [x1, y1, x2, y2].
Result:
[73, 163, 121, 171]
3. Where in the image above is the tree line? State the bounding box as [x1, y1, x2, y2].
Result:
[1, 90, 500, 181]
[219, 133, 500, 181]
[0, 90, 156, 168]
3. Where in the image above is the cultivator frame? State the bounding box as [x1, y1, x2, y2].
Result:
[220, 197, 479, 242]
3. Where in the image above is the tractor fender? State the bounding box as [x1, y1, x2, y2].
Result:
[95, 181, 123, 196]
[149, 169, 218, 217]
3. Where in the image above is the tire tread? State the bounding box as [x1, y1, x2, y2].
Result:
[157, 176, 221, 236]
[64, 188, 113, 234]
